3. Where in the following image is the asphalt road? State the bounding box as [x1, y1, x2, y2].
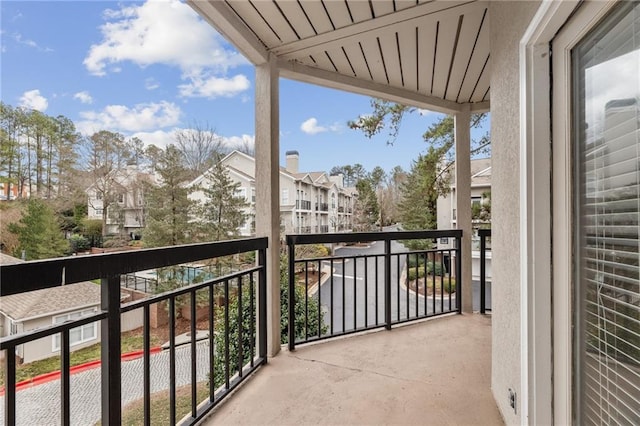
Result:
[310, 241, 462, 336]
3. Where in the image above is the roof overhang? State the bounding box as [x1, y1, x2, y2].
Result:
[189, 0, 491, 114]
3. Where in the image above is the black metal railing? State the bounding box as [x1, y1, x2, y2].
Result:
[121, 273, 158, 293]
[286, 230, 462, 350]
[478, 228, 492, 314]
[296, 200, 311, 210]
[317, 203, 328, 212]
[0, 238, 268, 426]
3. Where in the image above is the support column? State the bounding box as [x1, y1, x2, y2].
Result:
[454, 107, 473, 314]
[255, 54, 281, 357]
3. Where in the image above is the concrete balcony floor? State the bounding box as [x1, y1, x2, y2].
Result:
[204, 314, 503, 425]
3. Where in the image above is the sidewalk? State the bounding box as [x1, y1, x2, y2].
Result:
[0, 341, 211, 425]
[0, 347, 163, 396]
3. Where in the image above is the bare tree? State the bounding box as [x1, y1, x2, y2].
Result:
[84, 130, 132, 237]
[174, 121, 225, 179]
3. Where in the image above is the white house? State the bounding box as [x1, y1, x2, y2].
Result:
[189, 150, 356, 236]
[190, 1, 640, 424]
[86, 165, 153, 237]
[0, 253, 102, 363]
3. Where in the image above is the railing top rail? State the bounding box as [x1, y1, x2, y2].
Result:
[120, 264, 263, 313]
[286, 229, 462, 246]
[478, 228, 492, 237]
[0, 237, 268, 297]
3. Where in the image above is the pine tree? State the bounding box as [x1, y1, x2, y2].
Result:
[195, 162, 249, 242]
[8, 199, 69, 260]
[143, 145, 194, 247]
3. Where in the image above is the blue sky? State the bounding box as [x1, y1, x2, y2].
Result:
[0, 0, 473, 175]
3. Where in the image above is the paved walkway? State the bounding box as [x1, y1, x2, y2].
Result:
[0, 341, 211, 426]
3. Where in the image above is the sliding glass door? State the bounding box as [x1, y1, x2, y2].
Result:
[572, 2, 640, 424]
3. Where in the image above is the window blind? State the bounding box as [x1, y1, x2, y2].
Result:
[574, 2, 640, 425]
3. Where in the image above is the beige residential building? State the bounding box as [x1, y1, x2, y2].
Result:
[438, 158, 492, 280]
[189, 150, 356, 236]
[86, 165, 153, 237]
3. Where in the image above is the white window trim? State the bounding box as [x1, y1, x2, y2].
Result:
[521, 1, 618, 424]
[51, 308, 98, 352]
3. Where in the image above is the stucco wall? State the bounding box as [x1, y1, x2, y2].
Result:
[489, 1, 540, 424]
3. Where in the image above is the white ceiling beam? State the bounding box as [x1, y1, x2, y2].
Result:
[187, 0, 269, 65]
[279, 60, 463, 114]
[470, 101, 490, 112]
[273, 0, 479, 59]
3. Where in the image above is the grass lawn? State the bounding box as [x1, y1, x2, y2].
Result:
[0, 329, 162, 387]
[117, 382, 209, 425]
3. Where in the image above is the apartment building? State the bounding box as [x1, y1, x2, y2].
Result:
[86, 165, 153, 236]
[189, 150, 356, 236]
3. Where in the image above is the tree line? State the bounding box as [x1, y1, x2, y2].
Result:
[1, 99, 490, 261]
[0, 102, 253, 260]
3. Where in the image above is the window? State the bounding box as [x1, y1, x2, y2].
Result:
[236, 187, 247, 200]
[282, 189, 289, 204]
[117, 193, 124, 204]
[96, 191, 103, 200]
[572, 3, 640, 424]
[52, 308, 98, 351]
[251, 188, 256, 203]
[471, 196, 482, 207]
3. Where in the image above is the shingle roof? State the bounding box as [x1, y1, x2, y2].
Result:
[0, 253, 24, 265]
[0, 282, 101, 321]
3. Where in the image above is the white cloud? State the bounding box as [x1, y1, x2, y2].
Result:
[178, 74, 250, 99]
[145, 77, 159, 90]
[301, 118, 327, 135]
[77, 101, 181, 134]
[73, 91, 93, 104]
[84, 0, 247, 75]
[132, 129, 254, 153]
[12, 32, 53, 52]
[131, 130, 175, 149]
[222, 134, 255, 152]
[19, 89, 48, 111]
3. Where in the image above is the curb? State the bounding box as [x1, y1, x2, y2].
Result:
[0, 346, 163, 395]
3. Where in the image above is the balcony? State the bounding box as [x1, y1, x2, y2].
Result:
[295, 200, 311, 210]
[315, 202, 329, 212]
[204, 314, 499, 425]
[0, 230, 495, 425]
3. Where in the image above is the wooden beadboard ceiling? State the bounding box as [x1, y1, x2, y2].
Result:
[190, 0, 490, 110]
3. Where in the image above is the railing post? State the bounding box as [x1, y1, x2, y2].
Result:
[4, 345, 16, 426]
[455, 236, 462, 314]
[384, 238, 392, 330]
[101, 275, 121, 425]
[258, 247, 268, 361]
[288, 240, 296, 351]
[480, 231, 487, 315]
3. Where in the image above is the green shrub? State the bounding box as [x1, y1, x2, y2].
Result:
[407, 259, 445, 280]
[407, 254, 425, 268]
[68, 233, 90, 253]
